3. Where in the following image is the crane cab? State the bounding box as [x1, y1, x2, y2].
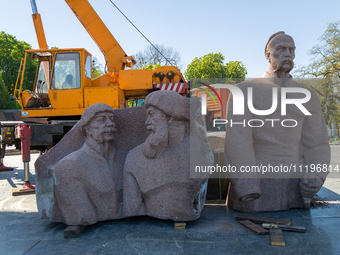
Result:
[16, 0, 188, 119]
[15, 48, 187, 119]
[15, 48, 126, 119]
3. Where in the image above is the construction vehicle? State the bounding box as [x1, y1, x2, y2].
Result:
[1, 0, 188, 151]
[16, 0, 188, 118]
[0, 0, 189, 190]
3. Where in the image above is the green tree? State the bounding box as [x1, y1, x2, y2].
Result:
[184, 53, 247, 85]
[0, 71, 10, 108]
[319, 79, 340, 131]
[295, 21, 340, 135]
[142, 63, 160, 70]
[0, 71, 20, 109]
[295, 77, 340, 136]
[185, 53, 226, 79]
[0, 31, 37, 94]
[92, 56, 103, 79]
[225, 61, 247, 80]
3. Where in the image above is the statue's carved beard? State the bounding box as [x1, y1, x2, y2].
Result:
[274, 58, 294, 73]
[142, 122, 169, 159]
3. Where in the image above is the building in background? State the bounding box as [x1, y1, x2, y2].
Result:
[191, 84, 235, 132]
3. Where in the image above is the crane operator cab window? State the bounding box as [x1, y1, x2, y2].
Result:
[35, 60, 49, 94]
[85, 55, 92, 79]
[51, 52, 81, 90]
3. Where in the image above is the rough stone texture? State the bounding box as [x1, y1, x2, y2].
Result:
[35, 104, 149, 225]
[123, 91, 212, 221]
[225, 32, 331, 212]
[35, 91, 212, 225]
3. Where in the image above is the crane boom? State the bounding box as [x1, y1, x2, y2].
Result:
[64, 0, 128, 72]
[14, 0, 187, 119]
[30, 0, 48, 49]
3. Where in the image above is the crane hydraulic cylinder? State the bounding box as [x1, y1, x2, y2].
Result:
[17, 124, 35, 190]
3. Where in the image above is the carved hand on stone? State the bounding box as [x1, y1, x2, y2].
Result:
[299, 172, 324, 198]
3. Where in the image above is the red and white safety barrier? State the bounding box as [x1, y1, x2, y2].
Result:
[153, 83, 188, 94]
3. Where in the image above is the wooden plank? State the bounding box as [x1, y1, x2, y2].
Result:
[64, 226, 86, 238]
[236, 214, 291, 226]
[262, 223, 306, 233]
[174, 222, 186, 230]
[239, 220, 269, 235]
[12, 188, 35, 196]
[269, 228, 285, 246]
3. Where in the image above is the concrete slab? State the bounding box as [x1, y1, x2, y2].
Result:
[0, 149, 339, 254]
[0, 240, 40, 255]
[24, 238, 107, 255]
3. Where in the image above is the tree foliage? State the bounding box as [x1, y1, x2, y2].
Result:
[295, 21, 340, 134]
[296, 78, 340, 133]
[0, 31, 37, 94]
[0, 71, 20, 109]
[132, 44, 181, 69]
[0, 71, 10, 109]
[297, 21, 340, 78]
[92, 56, 103, 79]
[184, 53, 247, 84]
[319, 79, 340, 131]
[185, 53, 226, 79]
[142, 63, 160, 70]
[225, 61, 247, 80]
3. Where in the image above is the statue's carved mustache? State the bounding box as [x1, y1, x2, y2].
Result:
[274, 58, 294, 72]
[100, 128, 116, 133]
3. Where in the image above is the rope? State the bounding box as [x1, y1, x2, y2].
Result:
[107, 0, 172, 65]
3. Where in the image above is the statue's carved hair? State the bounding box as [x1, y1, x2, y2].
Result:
[78, 103, 114, 137]
[264, 31, 285, 55]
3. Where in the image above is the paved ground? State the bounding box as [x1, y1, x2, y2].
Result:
[0, 147, 340, 255]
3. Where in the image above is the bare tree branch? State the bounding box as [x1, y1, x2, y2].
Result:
[131, 44, 181, 69]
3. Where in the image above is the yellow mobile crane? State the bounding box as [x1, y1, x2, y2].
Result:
[1, 0, 188, 164]
[0, 0, 188, 188]
[14, 0, 188, 119]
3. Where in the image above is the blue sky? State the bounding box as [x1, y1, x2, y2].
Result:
[1, 0, 340, 78]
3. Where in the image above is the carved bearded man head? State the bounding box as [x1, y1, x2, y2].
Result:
[265, 31, 296, 77]
[142, 90, 190, 159]
[79, 103, 117, 146]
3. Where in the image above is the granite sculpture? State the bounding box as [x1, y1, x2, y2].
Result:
[35, 91, 212, 225]
[39, 104, 126, 225]
[35, 103, 148, 225]
[225, 31, 331, 212]
[54, 105, 126, 225]
[123, 91, 212, 221]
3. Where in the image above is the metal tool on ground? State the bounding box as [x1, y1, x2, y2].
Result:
[235, 214, 291, 226]
[236, 215, 306, 246]
[262, 223, 306, 233]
